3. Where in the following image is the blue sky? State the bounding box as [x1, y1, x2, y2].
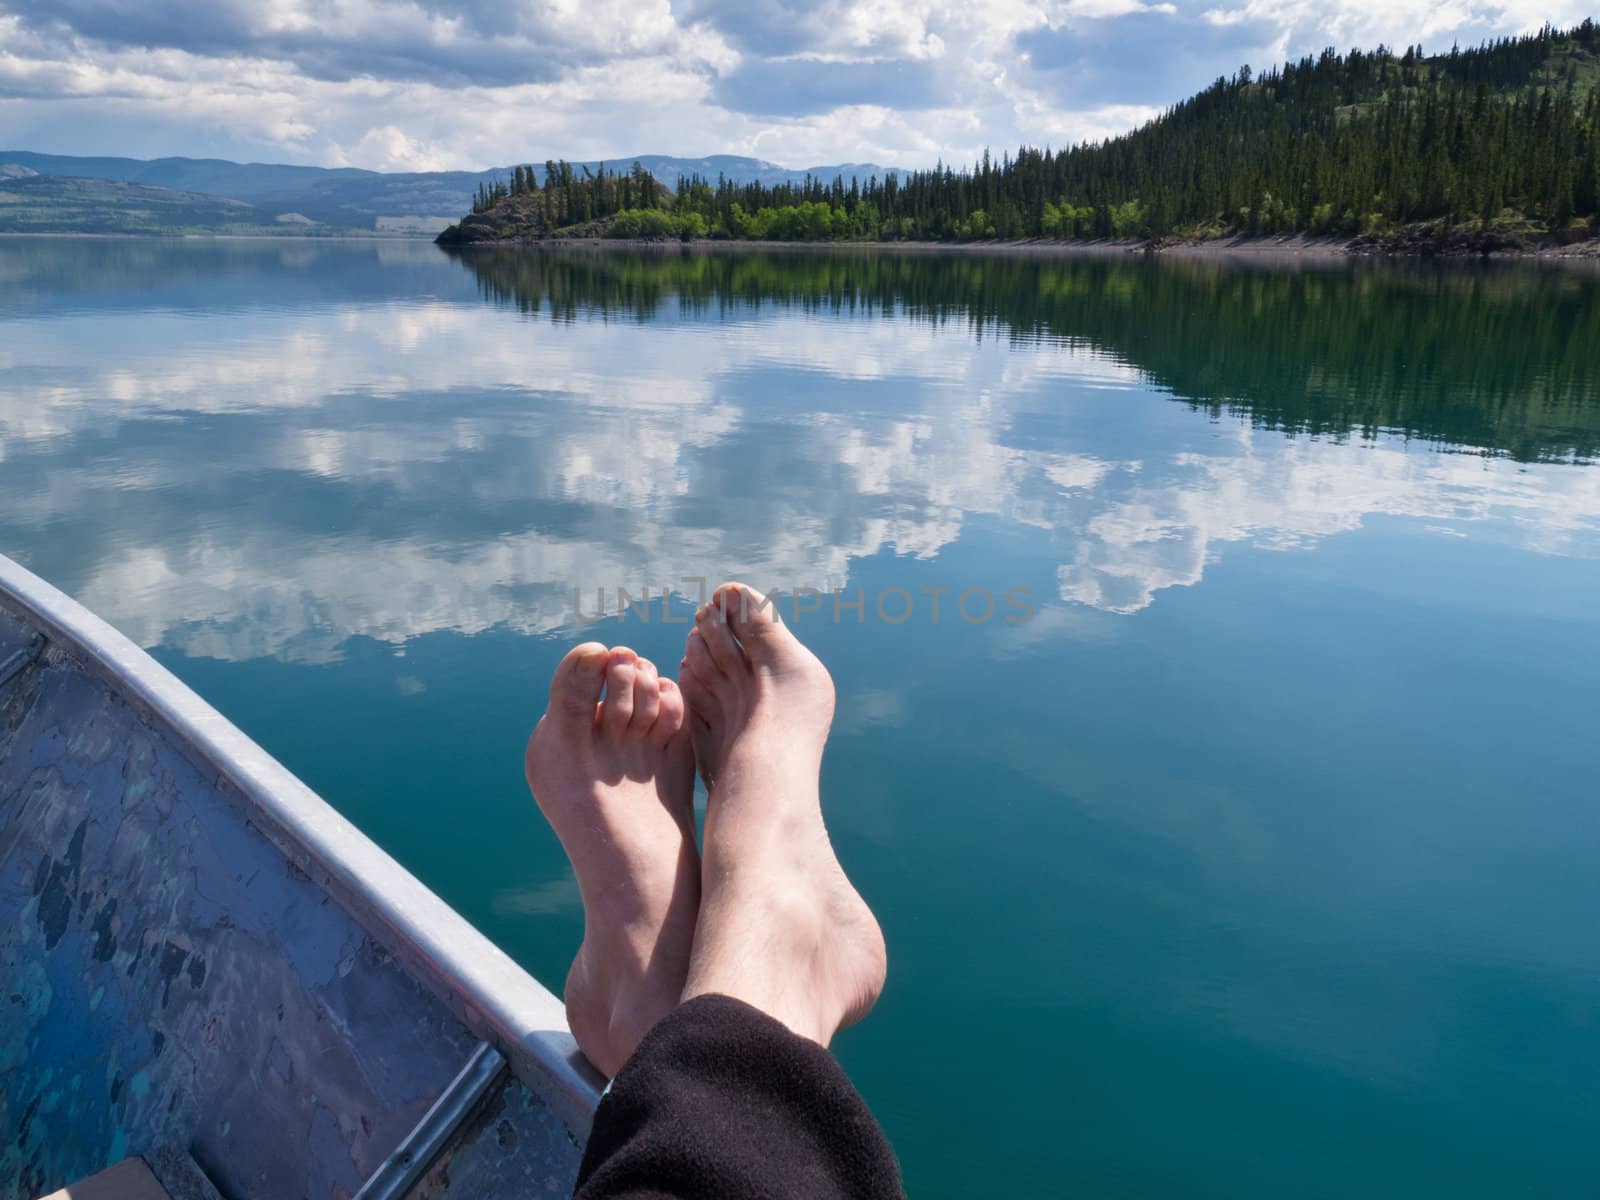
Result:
[0, 0, 1590, 172]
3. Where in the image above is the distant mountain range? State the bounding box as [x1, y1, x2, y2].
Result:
[0, 151, 904, 236]
[0, 174, 286, 236]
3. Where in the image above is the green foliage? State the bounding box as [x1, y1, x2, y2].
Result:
[604, 208, 704, 239]
[469, 158, 668, 224]
[457, 22, 1600, 244]
[1110, 201, 1147, 238]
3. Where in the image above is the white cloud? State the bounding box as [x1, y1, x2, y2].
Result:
[1199, 0, 1591, 48]
[1052, 0, 1179, 19]
[0, 0, 1582, 171]
[340, 124, 449, 171]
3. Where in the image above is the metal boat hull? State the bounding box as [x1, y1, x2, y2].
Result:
[0, 555, 600, 1198]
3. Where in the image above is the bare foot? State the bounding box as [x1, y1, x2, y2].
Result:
[677, 583, 886, 1046]
[524, 643, 699, 1076]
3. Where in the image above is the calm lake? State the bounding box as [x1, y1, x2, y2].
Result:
[4, 237, 1599, 1198]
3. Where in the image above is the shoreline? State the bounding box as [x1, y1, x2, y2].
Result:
[442, 231, 1600, 261]
[442, 234, 1144, 256]
[5, 228, 1595, 262]
[0, 230, 425, 241]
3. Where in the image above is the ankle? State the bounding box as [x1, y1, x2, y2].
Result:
[680, 975, 835, 1046]
[681, 884, 857, 1044]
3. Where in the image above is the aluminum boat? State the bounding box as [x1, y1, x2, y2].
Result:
[0, 552, 602, 1198]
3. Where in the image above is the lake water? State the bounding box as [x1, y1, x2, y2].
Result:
[4, 237, 1599, 1198]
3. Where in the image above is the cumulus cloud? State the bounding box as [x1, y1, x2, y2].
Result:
[675, 0, 950, 60]
[712, 55, 945, 116]
[1015, 7, 1280, 107]
[344, 124, 452, 172]
[4, 0, 688, 86]
[0, 0, 1587, 170]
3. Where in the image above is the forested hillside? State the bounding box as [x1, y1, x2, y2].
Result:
[1025, 19, 1600, 240]
[439, 161, 673, 242]
[0, 151, 901, 234]
[0, 175, 290, 235]
[442, 21, 1600, 246]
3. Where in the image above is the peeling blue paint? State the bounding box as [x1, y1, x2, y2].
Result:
[1, 591, 587, 1197]
[0, 630, 584, 1197]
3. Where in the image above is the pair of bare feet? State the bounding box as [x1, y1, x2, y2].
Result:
[523, 582, 887, 1077]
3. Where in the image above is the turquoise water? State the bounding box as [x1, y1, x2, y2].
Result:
[4, 238, 1600, 1197]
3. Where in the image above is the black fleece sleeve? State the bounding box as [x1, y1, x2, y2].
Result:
[574, 994, 903, 1200]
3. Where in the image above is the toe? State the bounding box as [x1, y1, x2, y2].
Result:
[549, 641, 610, 720]
[696, 603, 748, 677]
[684, 626, 724, 688]
[654, 677, 686, 742]
[678, 646, 719, 721]
[652, 681, 691, 748]
[601, 647, 638, 738]
[714, 582, 789, 664]
[630, 658, 661, 731]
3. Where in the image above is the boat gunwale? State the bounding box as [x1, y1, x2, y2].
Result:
[0, 552, 603, 1136]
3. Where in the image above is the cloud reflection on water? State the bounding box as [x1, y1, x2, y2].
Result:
[2, 242, 1598, 664]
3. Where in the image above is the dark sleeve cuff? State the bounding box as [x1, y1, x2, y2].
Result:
[576, 994, 902, 1200]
